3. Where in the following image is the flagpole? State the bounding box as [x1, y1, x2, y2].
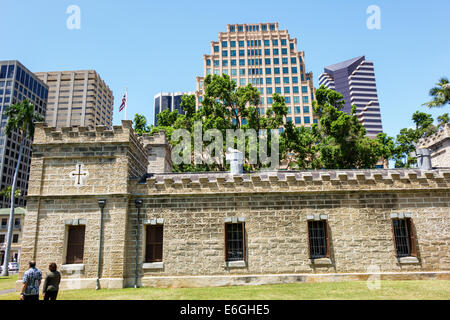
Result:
[125, 87, 128, 121]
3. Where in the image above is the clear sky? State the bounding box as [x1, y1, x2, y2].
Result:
[1, 0, 449, 138]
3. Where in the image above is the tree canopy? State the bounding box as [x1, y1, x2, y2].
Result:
[135, 75, 388, 172]
[423, 77, 450, 108]
[310, 86, 383, 169]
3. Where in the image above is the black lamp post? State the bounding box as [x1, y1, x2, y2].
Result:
[134, 199, 143, 288]
[96, 199, 106, 290]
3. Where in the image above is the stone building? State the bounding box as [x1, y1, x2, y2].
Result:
[418, 123, 450, 168]
[16, 121, 450, 290]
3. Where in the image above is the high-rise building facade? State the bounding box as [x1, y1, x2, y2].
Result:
[318, 56, 383, 138]
[0, 207, 25, 265]
[196, 22, 317, 127]
[0, 60, 48, 208]
[35, 70, 113, 129]
[154, 91, 195, 125]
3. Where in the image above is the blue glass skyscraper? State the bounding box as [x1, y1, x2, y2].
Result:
[319, 56, 383, 138]
[0, 61, 48, 208]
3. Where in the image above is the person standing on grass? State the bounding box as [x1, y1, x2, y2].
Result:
[43, 263, 61, 301]
[20, 261, 42, 301]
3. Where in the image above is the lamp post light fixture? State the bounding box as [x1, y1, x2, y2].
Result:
[98, 199, 106, 209]
[96, 199, 106, 290]
[134, 199, 143, 288]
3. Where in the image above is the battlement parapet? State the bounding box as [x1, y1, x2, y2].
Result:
[139, 131, 170, 147]
[419, 123, 450, 148]
[34, 120, 135, 145]
[131, 169, 450, 194]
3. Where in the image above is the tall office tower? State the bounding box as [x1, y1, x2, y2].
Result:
[35, 70, 114, 129]
[318, 56, 383, 138]
[195, 22, 317, 128]
[154, 91, 195, 125]
[0, 60, 48, 208]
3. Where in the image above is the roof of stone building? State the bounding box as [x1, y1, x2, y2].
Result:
[132, 168, 450, 195]
[419, 123, 450, 148]
[143, 168, 450, 182]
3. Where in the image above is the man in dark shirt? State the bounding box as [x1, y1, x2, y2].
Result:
[43, 262, 61, 301]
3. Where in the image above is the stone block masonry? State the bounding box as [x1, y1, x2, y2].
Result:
[123, 189, 449, 288]
[419, 123, 450, 169]
[17, 121, 450, 290]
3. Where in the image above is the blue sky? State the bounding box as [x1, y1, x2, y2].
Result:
[1, 0, 449, 138]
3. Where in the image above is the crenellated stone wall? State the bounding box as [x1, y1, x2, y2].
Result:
[139, 131, 172, 174]
[123, 169, 450, 287]
[131, 170, 450, 195]
[18, 121, 146, 290]
[18, 122, 450, 290]
[419, 123, 450, 168]
[124, 190, 450, 287]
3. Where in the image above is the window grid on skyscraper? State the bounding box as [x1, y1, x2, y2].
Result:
[195, 23, 317, 128]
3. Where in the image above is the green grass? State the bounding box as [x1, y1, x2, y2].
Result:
[0, 275, 18, 291]
[0, 280, 449, 300]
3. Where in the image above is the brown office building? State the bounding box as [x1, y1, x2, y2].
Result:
[35, 70, 114, 128]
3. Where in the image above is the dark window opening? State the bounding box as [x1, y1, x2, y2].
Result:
[392, 218, 416, 258]
[66, 225, 85, 264]
[225, 222, 245, 262]
[145, 225, 163, 262]
[308, 220, 330, 259]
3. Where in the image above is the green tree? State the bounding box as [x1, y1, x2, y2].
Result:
[423, 77, 450, 108]
[0, 186, 21, 200]
[437, 113, 449, 129]
[376, 132, 395, 168]
[1, 100, 44, 276]
[149, 74, 294, 172]
[148, 78, 390, 171]
[282, 122, 320, 169]
[156, 109, 180, 127]
[312, 85, 384, 169]
[411, 111, 436, 138]
[133, 113, 150, 136]
[392, 111, 437, 168]
[180, 94, 196, 119]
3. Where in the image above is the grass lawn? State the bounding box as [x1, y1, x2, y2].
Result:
[0, 275, 17, 291]
[0, 280, 449, 300]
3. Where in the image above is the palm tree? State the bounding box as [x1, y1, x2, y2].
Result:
[423, 77, 450, 108]
[1, 100, 43, 276]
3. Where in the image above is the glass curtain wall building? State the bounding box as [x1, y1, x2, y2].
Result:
[195, 22, 317, 128]
[0, 60, 48, 207]
[154, 91, 194, 126]
[318, 56, 383, 138]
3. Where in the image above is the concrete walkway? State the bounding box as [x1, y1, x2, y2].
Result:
[0, 289, 15, 295]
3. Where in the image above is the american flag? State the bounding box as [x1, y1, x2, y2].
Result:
[119, 91, 127, 112]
